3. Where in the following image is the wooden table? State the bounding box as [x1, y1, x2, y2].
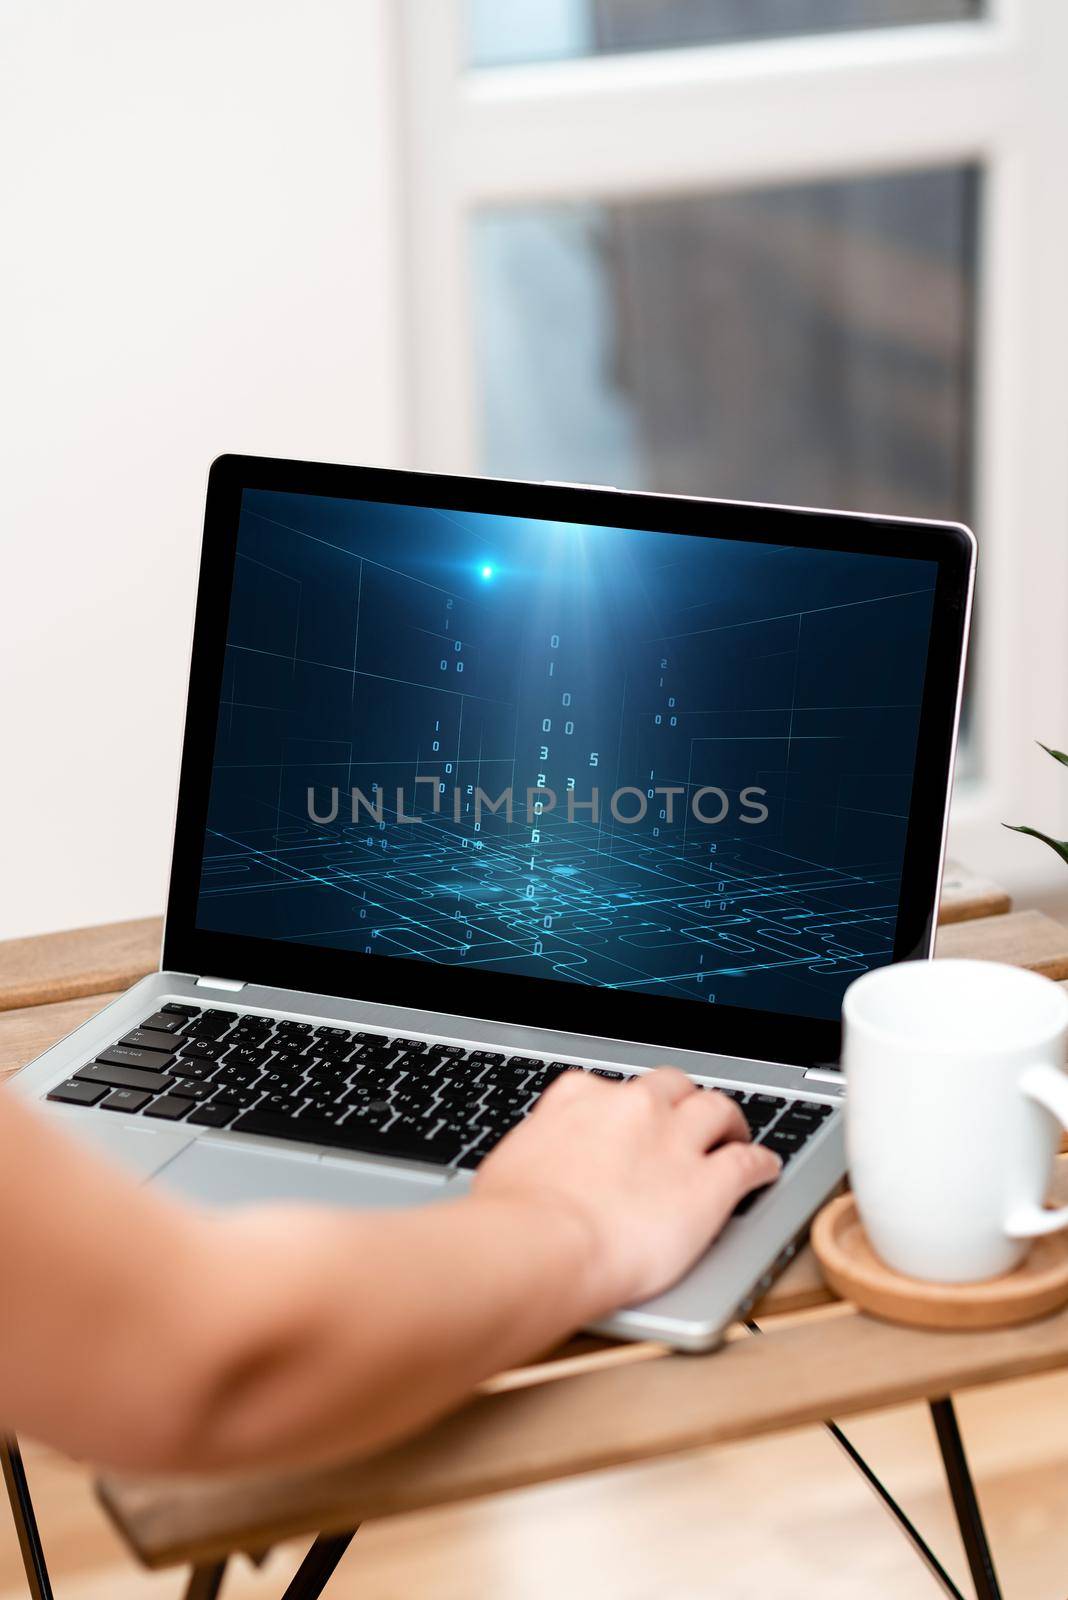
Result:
[3, 862, 1066, 1600]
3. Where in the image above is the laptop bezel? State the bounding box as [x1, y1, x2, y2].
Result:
[162, 454, 974, 1069]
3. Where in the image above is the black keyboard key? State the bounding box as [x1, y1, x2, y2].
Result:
[188, 1104, 237, 1128]
[197, 1008, 238, 1029]
[183, 1023, 231, 1043]
[393, 1048, 435, 1072]
[101, 1088, 152, 1113]
[780, 1102, 834, 1125]
[265, 1047, 308, 1070]
[475, 1106, 529, 1140]
[212, 1085, 260, 1108]
[144, 1095, 194, 1121]
[47, 1079, 108, 1107]
[743, 1103, 779, 1131]
[179, 1039, 227, 1062]
[390, 1083, 438, 1115]
[344, 1042, 389, 1066]
[139, 1011, 186, 1034]
[592, 1068, 624, 1080]
[469, 1051, 504, 1066]
[505, 1056, 542, 1073]
[315, 1040, 358, 1065]
[173, 1059, 219, 1083]
[168, 1078, 218, 1102]
[348, 1064, 397, 1089]
[231, 1107, 463, 1167]
[230, 1025, 273, 1045]
[77, 1062, 175, 1094]
[119, 1028, 181, 1054]
[314, 1026, 351, 1040]
[761, 1129, 805, 1162]
[351, 1031, 391, 1046]
[433, 1056, 484, 1081]
[456, 1130, 504, 1170]
[260, 1091, 310, 1115]
[432, 1096, 489, 1127]
[391, 1038, 427, 1053]
[342, 1113, 465, 1166]
[261, 1072, 306, 1095]
[223, 1045, 275, 1070]
[161, 1003, 200, 1016]
[209, 1095, 245, 1114]
[97, 1043, 177, 1073]
[274, 1020, 313, 1037]
[421, 1047, 462, 1071]
[304, 1060, 351, 1086]
[232, 1109, 304, 1138]
[214, 1061, 263, 1087]
[548, 1061, 585, 1073]
[750, 1093, 786, 1110]
[297, 1094, 347, 1120]
[345, 1091, 397, 1119]
[481, 1084, 533, 1112]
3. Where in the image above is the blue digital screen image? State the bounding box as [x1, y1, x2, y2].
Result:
[196, 489, 939, 1021]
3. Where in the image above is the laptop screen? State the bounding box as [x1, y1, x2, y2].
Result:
[193, 486, 940, 1026]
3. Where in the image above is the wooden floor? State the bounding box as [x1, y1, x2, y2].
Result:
[5, 1369, 1068, 1600]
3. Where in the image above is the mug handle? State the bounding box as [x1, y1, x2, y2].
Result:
[1006, 1063, 1068, 1238]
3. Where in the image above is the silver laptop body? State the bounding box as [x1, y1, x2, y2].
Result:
[12, 457, 974, 1352]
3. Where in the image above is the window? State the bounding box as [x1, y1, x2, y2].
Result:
[472, 168, 978, 519]
[468, 0, 984, 65]
[398, 1, 1068, 897]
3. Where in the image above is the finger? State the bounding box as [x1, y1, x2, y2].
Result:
[676, 1088, 750, 1150]
[700, 1140, 782, 1224]
[637, 1067, 699, 1106]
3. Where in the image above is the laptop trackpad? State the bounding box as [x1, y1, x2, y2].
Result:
[155, 1139, 455, 1212]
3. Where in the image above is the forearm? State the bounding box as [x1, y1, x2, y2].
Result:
[0, 1060, 770, 1473]
[0, 1091, 599, 1472]
[163, 1190, 600, 1473]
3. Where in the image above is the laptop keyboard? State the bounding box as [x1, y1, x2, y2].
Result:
[46, 1003, 835, 1191]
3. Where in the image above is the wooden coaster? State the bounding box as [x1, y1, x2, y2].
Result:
[811, 1195, 1068, 1330]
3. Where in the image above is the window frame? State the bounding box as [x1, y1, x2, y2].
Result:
[396, 0, 1068, 898]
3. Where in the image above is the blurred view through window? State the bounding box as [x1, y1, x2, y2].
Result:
[473, 168, 978, 523]
[469, 0, 983, 66]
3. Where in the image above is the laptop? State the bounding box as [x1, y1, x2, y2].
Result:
[12, 455, 974, 1351]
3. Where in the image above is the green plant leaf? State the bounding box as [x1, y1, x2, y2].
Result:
[1003, 822, 1068, 866]
[1038, 742, 1068, 767]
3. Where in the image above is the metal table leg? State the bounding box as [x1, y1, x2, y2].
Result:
[747, 1323, 1003, 1597]
[825, 1420, 967, 1598]
[1, 1438, 53, 1600]
[279, 1531, 358, 1600]
[183, 1561, 229, 1600]
[930, 1397, 1004, 1600]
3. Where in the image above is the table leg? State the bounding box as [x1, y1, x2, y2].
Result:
[278, 1530, 358, 1600]
[824, 1421, 967, 1598]
[183, 1560, 229, 1600]
[930, 1398, 1004, 1600]
[1, 1437, 53, 1600]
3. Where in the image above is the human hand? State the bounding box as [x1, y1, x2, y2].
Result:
[473, 1068, 781, 1316]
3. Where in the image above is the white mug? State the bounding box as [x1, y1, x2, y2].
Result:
[842, 958, 1068, 1283]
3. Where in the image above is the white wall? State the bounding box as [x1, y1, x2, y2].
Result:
[0, 0, 405, 940]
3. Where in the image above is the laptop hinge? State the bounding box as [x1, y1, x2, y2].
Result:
[195, 975, 247, 992]
[804, 1067, 845, 1087]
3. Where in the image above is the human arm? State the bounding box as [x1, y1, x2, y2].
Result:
[0, 1068, 778, 1472]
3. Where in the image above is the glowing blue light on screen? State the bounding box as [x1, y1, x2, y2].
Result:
[480, 564, 494, 580]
